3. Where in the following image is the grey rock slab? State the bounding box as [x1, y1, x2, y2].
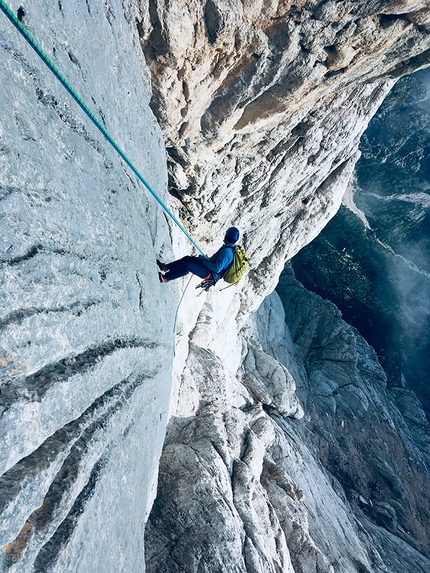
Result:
[0, 1, 176, 571]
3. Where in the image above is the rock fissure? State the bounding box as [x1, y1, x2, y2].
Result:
[0, 337, 158, 411]
[31, 455, 109, 573]
[0, 300, 100, 333]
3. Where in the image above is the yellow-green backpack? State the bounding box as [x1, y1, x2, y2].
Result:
[223, 245, 249, 284]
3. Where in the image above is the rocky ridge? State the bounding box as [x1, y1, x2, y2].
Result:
[1, 0, 430, 572]
[145, 269, 430, 573]
[141, 1, 430, 571]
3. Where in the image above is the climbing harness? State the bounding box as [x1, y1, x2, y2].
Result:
[195, 278, 216, 294]
[195, 278, 238, 293]
[0, 0, 207, 258]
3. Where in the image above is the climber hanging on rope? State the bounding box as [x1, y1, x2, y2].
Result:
[0, 2, 248, 295]
[157, 227, 240, 285]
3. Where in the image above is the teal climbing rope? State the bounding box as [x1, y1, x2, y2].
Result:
[172, 275, 193, 356]
[0, 0, 207, 258]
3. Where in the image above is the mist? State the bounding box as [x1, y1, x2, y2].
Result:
[292, 68, 430, 417]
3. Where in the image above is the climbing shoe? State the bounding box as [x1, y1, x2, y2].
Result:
[156, 259, 169, 272]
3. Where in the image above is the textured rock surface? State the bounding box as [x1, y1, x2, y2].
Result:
[0, 1, 175, 571]
[143, 2, 430, 571]
[146, 272, 430, 573]
[138, 0, 430, 315]
[1, 0, 430, 572]
[277, 270, 430, 567]
[146, 296, 304, 573]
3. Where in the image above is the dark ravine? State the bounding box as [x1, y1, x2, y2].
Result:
[1, 1, 430, 572]
[292, 69, 430, 417]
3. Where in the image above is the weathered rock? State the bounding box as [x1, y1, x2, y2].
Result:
[138, 0, 430, 317]
[1, 1, 430, 572]
[146, 337, 301, 573]
[276, 269, 430, 569]
[146, 267, 430, 572]
[242, 338, 304, 417]
[0, 1, 175, 571]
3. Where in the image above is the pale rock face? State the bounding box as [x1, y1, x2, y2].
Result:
[146, 272, 430, 572]
[1, 0, 430, 572]
[242, 338, 304, 417]
[0, 1, 174, 571]
[146, 338, 302, 573]
[138, 0, 430, 315]
[142, 2, 430, 571]
[146, 285, 304, 573]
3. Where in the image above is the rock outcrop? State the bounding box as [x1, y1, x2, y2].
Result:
[277, 269, 430, 569]
[1, 0, 430, 572]
[145, 270, 430, 573]
[146, 294, 304, 573]
[138, 0, 430, 314]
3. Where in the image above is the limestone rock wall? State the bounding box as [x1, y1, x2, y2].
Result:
[145, 293, 304, 573]
[146, 272, 430, 573]
[140, 1, 430, 572]
[276, 270, 430, 571]
[0, 1, 175, 571]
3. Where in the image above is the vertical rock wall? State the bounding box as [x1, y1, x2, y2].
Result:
[276, 269, 430, 571]
[1, 1, 430, 572]
[138, 0, 430, 314]
[146, 272, 430, 573]
[0, 1, 175, 571]
[140, 1, 430, 572]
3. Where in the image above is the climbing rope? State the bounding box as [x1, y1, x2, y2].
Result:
[172, 275, 193, 356]
[0, 0, 207, 258]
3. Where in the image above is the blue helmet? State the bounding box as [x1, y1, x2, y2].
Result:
[225, 227, 240, 243]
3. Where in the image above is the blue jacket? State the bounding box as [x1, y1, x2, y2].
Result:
[201, 243, 235, 280]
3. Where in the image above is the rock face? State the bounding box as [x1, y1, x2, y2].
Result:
[1, 0, 430, 572]
[276, 270, 430, 569]
[146, 295, 304, 573]
[145, 270, 430, 573]
[138, 0, 430, 314]
[0, 2, 175, 571]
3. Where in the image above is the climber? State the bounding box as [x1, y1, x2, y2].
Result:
[157, 227, 240, 283]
